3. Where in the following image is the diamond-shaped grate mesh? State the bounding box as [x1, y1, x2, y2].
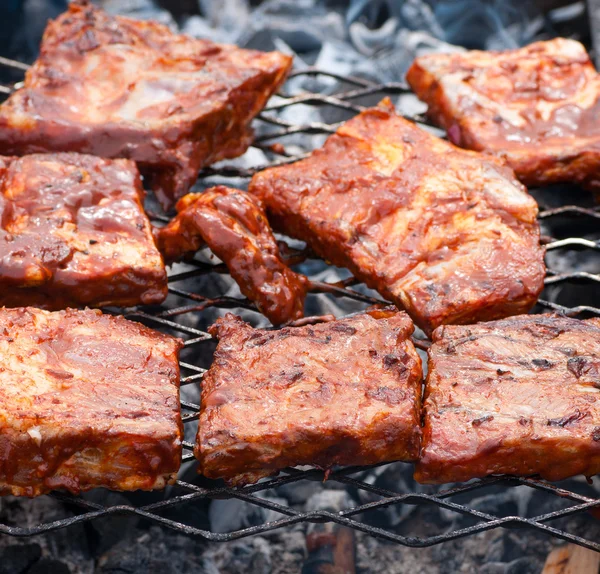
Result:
[0, 57, 599, 551]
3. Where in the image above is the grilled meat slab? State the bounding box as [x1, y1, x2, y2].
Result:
[0, 152, 167, 309]
[416, 314, 600, 484]
[0, 307, 183, 496]
[156, 186, 308, 325]
[0, 2, 291, 209]
[249, 100, 545, 335]
[195, 309, 422, 485]
[407, 39, 600, 189]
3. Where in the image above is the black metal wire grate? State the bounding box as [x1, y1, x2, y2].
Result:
[0, 57, 600, 552]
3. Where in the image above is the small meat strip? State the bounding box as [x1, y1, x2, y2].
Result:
[407, 38, 600, 189]
[0, 152, 167, 309]
[416, 314, 600, 484]
[0, 2, 292, 209]
[195, 308, 422, 485]
[156, 186, 308, 325]
[249, 99, 545, 335]
[0, 307, 183, 496]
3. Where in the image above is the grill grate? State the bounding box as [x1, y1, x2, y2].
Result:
[0, 59, 600, 552]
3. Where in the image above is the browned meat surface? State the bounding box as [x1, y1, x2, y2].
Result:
[195, 308, 422, 485]
[416, 314, 600, 484]
[407, 39, 600, 189]
[156, 186, 308, 325]
[0, 307, 183, 496]
[0, 152, 167, 309]
[249, 99, 545, 335]
[0, 2, 292, 209]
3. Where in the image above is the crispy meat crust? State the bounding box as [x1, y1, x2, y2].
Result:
[156, 186, 308, 325]
[0, 307, 183, 496]
[249, 100, 545, 335]
[416, 314, 600, 484]
[0, 2, 292, 209]
[407, 39, 600, 189]
[195, 309, 423, 485]
[0, 152, 167, 309]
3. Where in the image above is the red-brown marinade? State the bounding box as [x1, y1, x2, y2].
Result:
[407, 38, 600, 189]
[155, 186, 308, 325]
[249, 99, 545, 335]
[0, 307, 183, 497]
[195, 308, 423, 485]
[416, 314, 600, 484]
[0, 152, 167, 309]
[0, 1, 292, 209]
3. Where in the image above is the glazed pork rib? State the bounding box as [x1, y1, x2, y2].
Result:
[156, 186, 308, 325]
[416, 314, 600, 484]
[407, 38, 600, 189]
[0, 1, 292, 209]
[0, 307, 183, 496]
[195, 309, 422, 485]
[249, 99, 545, 335]
[0, 152, 167, 309]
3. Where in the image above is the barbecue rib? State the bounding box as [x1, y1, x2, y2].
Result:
[0, 1, 292, 209]
[407, 38, 600, 189]
[0, 307, 183, 496]
[156, 186, 308, 325]
[195, 308, 422, 485]
[0, 152, 167, 309]
[416, 314, 600, 484]
[249, 99, 545, 335]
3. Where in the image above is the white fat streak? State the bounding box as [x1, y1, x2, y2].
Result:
[440, 73, 527, 128]
[27, 427, 42, 446]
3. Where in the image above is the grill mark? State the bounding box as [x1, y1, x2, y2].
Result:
[531, 358, 554, 369]
[472, 414, 494, 427]
[330, 324, 357, 335]
[547, 409, 589, 427]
